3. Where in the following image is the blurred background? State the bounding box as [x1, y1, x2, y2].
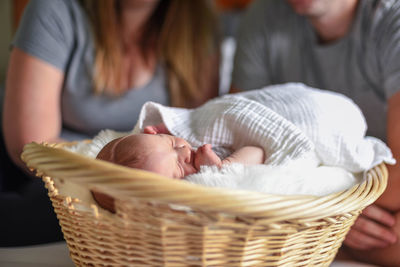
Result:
[0, 0, 253, 86]
[0, 0, 13, 85]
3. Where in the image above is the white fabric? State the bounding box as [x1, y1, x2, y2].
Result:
[186, 163, 361, 196]
[133, 83, 395, 173]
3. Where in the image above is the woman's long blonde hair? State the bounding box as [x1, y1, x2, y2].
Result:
[81, 0, 218, 107]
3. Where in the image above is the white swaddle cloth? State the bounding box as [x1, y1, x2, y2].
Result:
[69, 83, 395, 196]
[133, 83, 394, 173]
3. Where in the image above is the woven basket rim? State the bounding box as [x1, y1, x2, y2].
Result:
[21, 142, 388, 220]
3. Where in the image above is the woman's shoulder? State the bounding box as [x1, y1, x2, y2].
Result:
[20, 0, 86, 34]
[14, 0, 89, 71]
[23, 0, 81, 18]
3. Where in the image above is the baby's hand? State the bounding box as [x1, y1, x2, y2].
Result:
[194, 144, 222, 170]
[143, 124, 170, 134]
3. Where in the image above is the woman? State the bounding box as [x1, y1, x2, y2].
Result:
[1, 0, 219, 246]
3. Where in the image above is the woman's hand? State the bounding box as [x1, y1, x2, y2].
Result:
[344, 204, 397, 250]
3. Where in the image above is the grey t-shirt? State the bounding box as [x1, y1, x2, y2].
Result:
[232, 0, 400, 141]
[13, 0, 169, 140]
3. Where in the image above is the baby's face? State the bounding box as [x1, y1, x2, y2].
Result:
[138, 134, 198, 178]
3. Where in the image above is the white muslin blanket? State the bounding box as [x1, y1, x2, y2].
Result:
[133, 83, 394, 173]
[69, 83, 395, 196]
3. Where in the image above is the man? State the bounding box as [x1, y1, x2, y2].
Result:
[231, 0, 400, 265]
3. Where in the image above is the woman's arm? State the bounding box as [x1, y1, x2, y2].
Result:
[3, 48, 65, 169]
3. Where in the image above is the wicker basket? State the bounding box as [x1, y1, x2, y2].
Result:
[21, 142, 388, 267]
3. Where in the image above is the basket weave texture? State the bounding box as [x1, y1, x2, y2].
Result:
[22, 142, 388, 267]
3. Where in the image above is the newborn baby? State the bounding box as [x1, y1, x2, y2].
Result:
[92, 124, 265, 212]
[97, 124, 265, 179]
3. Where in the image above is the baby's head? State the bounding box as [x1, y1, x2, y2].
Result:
[97, 134, 198, 179]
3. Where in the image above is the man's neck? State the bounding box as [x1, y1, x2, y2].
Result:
[309, 0, 359, 43]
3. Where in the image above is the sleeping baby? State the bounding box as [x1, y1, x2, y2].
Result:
[96, 125, 265, 179]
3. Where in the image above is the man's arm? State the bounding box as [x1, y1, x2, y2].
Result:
[342, 91, 400, 252]
[375, 90, 400, 210]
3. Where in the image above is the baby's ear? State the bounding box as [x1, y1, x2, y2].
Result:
[143, 126, 157, 134]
